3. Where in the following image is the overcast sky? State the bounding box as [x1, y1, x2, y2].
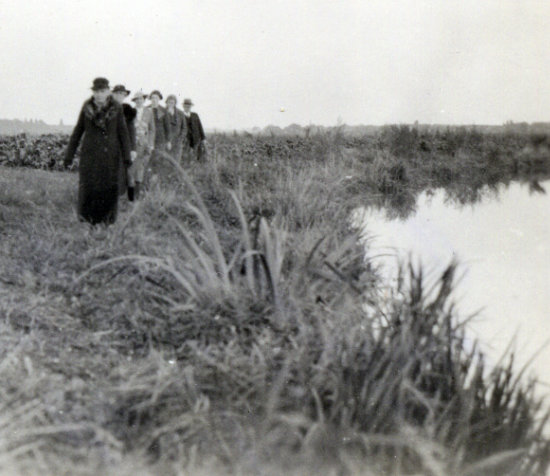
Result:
[1, 0, 549, 128]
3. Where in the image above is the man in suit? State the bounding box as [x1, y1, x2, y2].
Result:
[182, 98, 206, 161]
[129, 90, 155, 199]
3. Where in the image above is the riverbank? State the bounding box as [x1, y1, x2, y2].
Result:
[1, 128, 550, 475]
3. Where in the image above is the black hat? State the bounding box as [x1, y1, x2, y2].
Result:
[91, 77, 110, 91]
[149, 90, 163, 100]
[112, 84, 130, 96]
[183, 98, 194, 106]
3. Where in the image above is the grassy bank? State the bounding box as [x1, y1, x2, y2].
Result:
[1, 128, 550, 475]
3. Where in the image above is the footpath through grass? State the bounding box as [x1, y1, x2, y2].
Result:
[1, 128, 550, 476]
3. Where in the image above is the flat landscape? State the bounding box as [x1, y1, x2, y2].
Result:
[1, 128, 550, 475]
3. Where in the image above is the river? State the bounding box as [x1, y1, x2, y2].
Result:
[356, 179, 550, 389]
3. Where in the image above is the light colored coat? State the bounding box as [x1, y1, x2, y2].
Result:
[134, 106, 155, 150]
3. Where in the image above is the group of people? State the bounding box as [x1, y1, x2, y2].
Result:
[64, 77, 206, 225]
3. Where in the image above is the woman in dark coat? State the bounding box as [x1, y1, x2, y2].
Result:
[64, 77, 132, 224]
[163, 94, 186, 161]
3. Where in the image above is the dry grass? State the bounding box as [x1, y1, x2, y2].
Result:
[0, 128, 549, 475]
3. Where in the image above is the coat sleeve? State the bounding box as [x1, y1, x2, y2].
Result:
[165, 114, 171, 146]
[148, 112, 155, 150]
[179, 111, 187, 141]
[197, 114, 205, 141]
[126, 115, 136, 151]
[129, 120, 136, 152]
[64, 108, 85, 166]
[117, 108, 132, 166]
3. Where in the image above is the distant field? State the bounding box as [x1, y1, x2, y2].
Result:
[1, 128, 550, 475]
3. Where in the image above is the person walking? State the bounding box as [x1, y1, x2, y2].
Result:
[182, 98, 206, 161]
[146, 90, 167, 178]
[129, 90, 155, 200]
[163, 95, 186, 162]
[148, 90, 166, 147]
[111, 84, 137, 199]
[64, 77, 131, 225]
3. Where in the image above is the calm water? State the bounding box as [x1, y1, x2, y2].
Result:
[357, 180, 550, 387]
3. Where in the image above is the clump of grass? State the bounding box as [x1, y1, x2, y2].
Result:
[63, 157, 550, 474]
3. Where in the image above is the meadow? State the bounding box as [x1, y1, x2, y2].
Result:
[1, 126, 550, 475]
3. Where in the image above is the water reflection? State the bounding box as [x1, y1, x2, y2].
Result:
[357, 180, 550, 386]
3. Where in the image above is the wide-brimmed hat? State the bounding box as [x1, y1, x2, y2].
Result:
[91, 77, 110, 91]
[165, 94, 177, 103]
[149, 90, 163, 100]
[112, 84, 130, 96]
[183, 98, 194, 106]
[132, 90, 147, 101]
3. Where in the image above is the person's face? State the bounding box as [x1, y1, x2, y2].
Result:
[183, 104, 191, 113]
[112, 92, 126, 104]
[93, 88, 110, 103]
[150, 94, 160, 107]
[134, 97, 144, 108]
[167, 99, 176, 109]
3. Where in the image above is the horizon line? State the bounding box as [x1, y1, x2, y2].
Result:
[2, 117, 549, 131]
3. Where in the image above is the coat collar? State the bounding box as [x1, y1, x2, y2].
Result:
[122, 103, 137, 121]
[83, 96, 118, 126]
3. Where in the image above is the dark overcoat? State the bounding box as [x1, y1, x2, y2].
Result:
[122, 103, 137, 151]
[184, 112, 205, 148]
[119, 103, 137, 195]
[163, 108, 186, 160]
[65, 96, 131, 224]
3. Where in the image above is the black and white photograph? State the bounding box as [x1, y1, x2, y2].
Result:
[1, 1, 550, 475]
